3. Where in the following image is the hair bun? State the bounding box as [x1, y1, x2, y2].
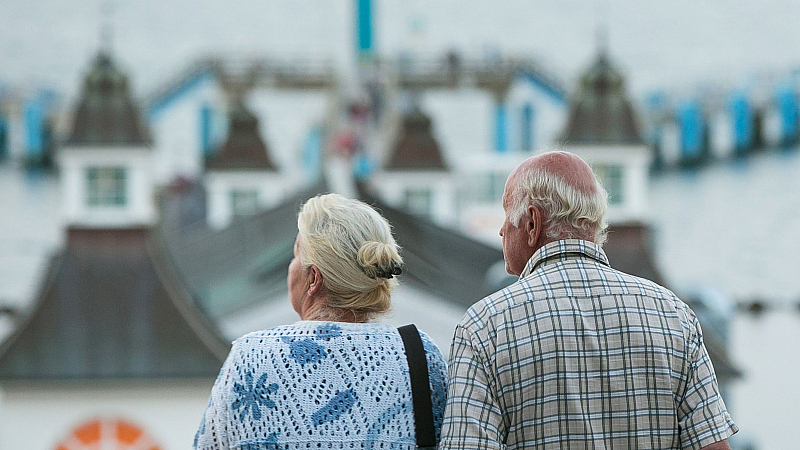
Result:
[357, 241, 403, 279]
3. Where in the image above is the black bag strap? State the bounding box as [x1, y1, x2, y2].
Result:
[398, 324, 436, 450]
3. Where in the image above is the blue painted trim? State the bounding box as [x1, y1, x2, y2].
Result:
[495, 103, 508, 153]
[200, 104, 214, 156]
[357, 0, 373, 56]
[678, 101, 704, 158]
[0, 117, 7, 159]
[24, 99, 43, 157]
[521, 103, 534, 152]
[729, 92, 753, 152]
[303, 126, 323, 180]
[517, 71, 566, 104]
[776, 84, 799, 143]
[148, 67, 216, 118]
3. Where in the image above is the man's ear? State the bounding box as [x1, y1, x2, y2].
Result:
[308, 265, 325, 296]
[526, 205, 541, 248]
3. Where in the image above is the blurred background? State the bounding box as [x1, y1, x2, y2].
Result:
[0, 1, 798, 449]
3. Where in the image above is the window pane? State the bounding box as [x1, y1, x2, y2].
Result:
[404, 188, 432, 217]
[86, 167, 127, 207]
[231, 190, 260, 217]
[593, 164, 624, 205]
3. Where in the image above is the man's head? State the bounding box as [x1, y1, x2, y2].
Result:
[499, 151, 608, 275]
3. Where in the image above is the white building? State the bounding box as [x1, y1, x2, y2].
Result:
[0, 51, 229, 450]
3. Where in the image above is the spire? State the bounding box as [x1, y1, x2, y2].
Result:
[561, 42, 643, 145]
[385, 105, 447, 170]
[67, 52, 151, 146]
[206, 100, 277, 171]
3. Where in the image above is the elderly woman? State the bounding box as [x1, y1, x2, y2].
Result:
[194, 193, 447, 450]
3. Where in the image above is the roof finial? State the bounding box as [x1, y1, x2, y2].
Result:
[100, 0, 115, 54]
[596, 24, 609, 59]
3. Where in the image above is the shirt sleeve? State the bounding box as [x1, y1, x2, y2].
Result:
[439, 322, 506, 450]
[677, 316, 738, 450]
[194, 342, 237, 450]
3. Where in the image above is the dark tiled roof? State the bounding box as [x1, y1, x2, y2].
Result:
[561, 52, 644, 145]
[359, 185, 508, 307]
[162, 183, 325, 318]
[604, 222, 664, 286]
[67, 52, 152, 146]
[603, 222, 740, 381]
[0, 228, 229, 380]
[385, 108, 447, 171]
[206, 101, 277, 171]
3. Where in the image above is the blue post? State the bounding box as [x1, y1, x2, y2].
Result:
[678, 101, 704, 161]
[24, 98, 43, 160]
[357, 0, 373, 59]
[303, 126, 323, 181]
[521, 103, 534, 152]
[776, 84, 799, 145]
[200, 104, 214, 156]
[0, 116, 7, 159]
[495, 102, 508, 153]
[730, 92, 753, 154]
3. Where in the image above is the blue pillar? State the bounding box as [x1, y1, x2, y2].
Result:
[303, 126, 323, 181]
[495, 102, 508, 153]
[730, 92, 753, 154]
[678, 101, 704, 161]
[357, 0, 373, 59]
[0, 117, 7, 159]
[24, 98, 44, 160]
[521, 103, 534, 152]
[776, 84, 799, 145]
[200, 104, 214, 156]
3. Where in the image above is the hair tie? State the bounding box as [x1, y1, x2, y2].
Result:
[364, 263, 403, 280]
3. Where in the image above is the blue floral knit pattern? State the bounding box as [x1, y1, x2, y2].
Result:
[194, 321, 447, 450]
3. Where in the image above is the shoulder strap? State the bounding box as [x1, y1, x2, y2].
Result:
[398, 324, 436, 449]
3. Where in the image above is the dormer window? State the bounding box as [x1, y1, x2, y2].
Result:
[593, 164, 624, 205]
[86, 166, 127, 207]
[231, 189, 259, 217]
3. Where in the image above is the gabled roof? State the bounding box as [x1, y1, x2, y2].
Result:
[358, 185, 507, 306]
[0, 228, 228, 380]
[206, 101, 277, 171]
[163, 183, 325, 318]
[561, 51, 644, 145]
[67, 52, 152, 146]
[385, 108, 447, 171]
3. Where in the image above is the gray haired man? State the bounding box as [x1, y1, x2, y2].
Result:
[440, 151, 737, 449]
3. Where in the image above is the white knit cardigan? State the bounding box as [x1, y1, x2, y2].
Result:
[194, 321, 447, 450]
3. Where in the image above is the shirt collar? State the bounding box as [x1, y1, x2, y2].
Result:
[519, 239, 610, 279]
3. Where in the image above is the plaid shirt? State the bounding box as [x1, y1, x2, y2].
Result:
[441, 240, 737, 450]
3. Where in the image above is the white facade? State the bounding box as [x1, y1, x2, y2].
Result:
[374, 171, 457, 227]
[57, 146, 157, 228]
[205, 170, 292, 230]
[149, 74, 227, 185]
[566, 144, 651, 224]
[710, 111, 735, 160]
[0, 380, 213, 450]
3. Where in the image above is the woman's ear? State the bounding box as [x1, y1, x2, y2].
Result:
[307, 265, 325, 296]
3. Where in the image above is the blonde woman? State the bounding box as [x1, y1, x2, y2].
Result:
[195, 193, 447, 450]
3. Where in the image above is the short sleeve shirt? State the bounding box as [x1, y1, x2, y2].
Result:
[440, 240, 737, 450]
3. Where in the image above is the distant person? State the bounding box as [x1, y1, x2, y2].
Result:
[194, 194, 447, 450]
[440, 151, 737, 449]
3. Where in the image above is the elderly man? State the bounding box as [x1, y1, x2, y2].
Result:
[440, 151, 737, 450]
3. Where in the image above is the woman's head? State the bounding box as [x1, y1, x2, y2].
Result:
[288, 193, 403, 322]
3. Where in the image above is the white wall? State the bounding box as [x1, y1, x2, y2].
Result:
[205, 171, 291, 230]
[567, 144, 651, 224]
[57, 147, 157, 228]
[375, 171, 457, 227]
[149, 75, 226, 185]
[0, 379, 215, 450]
